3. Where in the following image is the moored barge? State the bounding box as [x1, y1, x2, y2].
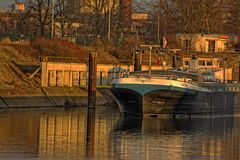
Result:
[112, 70, 240, 116]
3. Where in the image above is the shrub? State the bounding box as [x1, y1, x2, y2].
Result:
[30, 38, 88, 60]
[0, 37, 12, 44]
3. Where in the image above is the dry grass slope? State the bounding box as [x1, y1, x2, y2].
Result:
[0, 38, 120, 90]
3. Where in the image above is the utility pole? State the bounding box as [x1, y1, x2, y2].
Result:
[108, 0, 111, 41]
[51, 0, 55, 39]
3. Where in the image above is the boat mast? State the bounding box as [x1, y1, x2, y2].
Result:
[140, 44, 160, 77]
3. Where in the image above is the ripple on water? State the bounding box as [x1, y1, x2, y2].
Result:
[0, 108, 239, 160]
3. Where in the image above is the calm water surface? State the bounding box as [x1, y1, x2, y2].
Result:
[0, 106, 239, 160]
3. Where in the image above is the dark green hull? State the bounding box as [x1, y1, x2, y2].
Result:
[112, 86, 239, 116]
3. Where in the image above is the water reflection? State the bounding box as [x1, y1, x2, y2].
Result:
[0, 108, 239, 159]
[38, 109, 87, 159]
[38, 107, 119, 159]
[0, 111, 40, 159]
[115, 116, 237, 160]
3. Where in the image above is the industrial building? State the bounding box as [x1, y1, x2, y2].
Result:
[41, 57, 163, 87]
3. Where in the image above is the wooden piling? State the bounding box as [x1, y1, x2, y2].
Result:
[88, 52, 97, 108]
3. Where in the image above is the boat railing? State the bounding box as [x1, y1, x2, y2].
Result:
[199, 83, 240, 92]
[126, 74, 200, 86]
[119, 73, 240, 92]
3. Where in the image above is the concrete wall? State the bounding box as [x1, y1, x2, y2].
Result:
[0, 88, 114, 108]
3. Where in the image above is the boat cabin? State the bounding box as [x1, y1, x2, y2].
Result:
[182, 56, 232, 82]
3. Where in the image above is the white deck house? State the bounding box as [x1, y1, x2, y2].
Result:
[182, 56, 232, 82]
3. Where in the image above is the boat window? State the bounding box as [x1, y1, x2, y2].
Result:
[199, 60, 205, 66]
[183, 39, 191, 51]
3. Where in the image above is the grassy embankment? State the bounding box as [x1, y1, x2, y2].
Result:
[0, 38, 119, 96]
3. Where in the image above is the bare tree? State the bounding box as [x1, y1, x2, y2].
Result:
[198, 0, 228, 33]
[54, 0, 76, 37]
[81, 0, 119, 38]
[226, 0, 240, 34]
[138, 0, 229, 34]
[22, 0, 52, 37]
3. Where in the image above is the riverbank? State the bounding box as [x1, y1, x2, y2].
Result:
[0, 87, 116, 108]
[0, 41, 118, 108]
[2, 40, 240, 109]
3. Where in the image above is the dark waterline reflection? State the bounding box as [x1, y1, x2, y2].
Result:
[0, 107, 239, 160]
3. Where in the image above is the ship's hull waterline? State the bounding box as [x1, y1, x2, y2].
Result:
[112, 77, 239, 116]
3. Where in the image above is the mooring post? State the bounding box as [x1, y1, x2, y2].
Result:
[88, 52, 97, 108]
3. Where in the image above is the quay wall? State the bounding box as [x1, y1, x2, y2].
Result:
[0, 87, 115, 108]
[1, 86, 240, 117]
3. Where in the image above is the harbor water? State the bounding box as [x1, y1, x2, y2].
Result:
[0, 106, 240, 160]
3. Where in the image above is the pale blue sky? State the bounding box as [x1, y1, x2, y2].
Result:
[0, 0, 15, 8]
